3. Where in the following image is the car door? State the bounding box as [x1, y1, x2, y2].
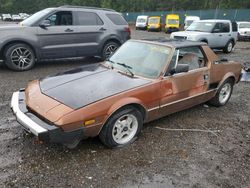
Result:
[74, 11, 108, 56]
[37, 11, 79, 59]
[211, 22, 230, 48]
[159, 46, 210, 116]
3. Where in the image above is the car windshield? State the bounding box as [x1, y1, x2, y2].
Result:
[149, 18, 160, 24]
[187, 21, 215, 32]
[167, 19, 179, 24]
[239, 23, 250, 29]
[21, 8, 54, 26]
[186, 20, 194, 26]
[105, 41, 171, 79]
[137, 18, 147, 23]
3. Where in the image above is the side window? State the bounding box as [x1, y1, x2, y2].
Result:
[106, 13, 128, 25]
[232, 22, 238, 32]
[165, 46, 206, 76]
[45, 11, 72, 26]
[221, 23, 230, 33]
[76, 12, 103, 25]
[213, 22, 230, 33]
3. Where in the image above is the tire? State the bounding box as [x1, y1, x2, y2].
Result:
[101, 41, 120, 61]
[223, 40, 234, 53]
[208, 79, 234, 107]
[99, 107, 143, 148]
[4, 43, 35, 71]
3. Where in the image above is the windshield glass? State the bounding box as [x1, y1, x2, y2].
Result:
[187, 21, 215, 32]
[186, 20, 194, 26]
[21, 8, 54, 26]
[104, 41, 171, 79]
[149, 18, 160, 24]
[167, 19, 179, 25]
[137, 18, 147, 23]
[239, 23, 250, 28]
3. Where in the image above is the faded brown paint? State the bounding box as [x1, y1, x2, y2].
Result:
[25, 43, 242, 138]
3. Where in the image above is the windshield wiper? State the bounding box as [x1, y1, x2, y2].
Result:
[116, 62, 134, 77]
[106, 59, 115, 69]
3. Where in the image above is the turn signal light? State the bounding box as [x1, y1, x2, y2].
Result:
[84, 119, 96, 126]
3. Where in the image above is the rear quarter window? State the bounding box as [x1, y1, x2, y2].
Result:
[106, 13, 127, 25]
[232, 22, 238, 32]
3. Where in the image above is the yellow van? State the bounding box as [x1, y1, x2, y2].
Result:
[165, 14, 180, 33]
[147, 16, 161, 31]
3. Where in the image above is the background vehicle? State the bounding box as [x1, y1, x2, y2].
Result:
[170, 19, 238, 53]
[184, 16, 200, 30]
[0, 6, 131, 71]
[2, 14, 12, 21]
[11, 39, 242, 148]
[135, 15, 148, 30]
[237, 21, 250, 40]
[12, 14, 22, 22]
[19, 13, 30, 20]
[165, 14, 180, 33]
[147, 16, 161, 31]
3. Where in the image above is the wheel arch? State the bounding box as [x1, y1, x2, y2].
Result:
[98, 98, 148, 134]
[1, 40, 38, 60]
[217, 72, 236, 89]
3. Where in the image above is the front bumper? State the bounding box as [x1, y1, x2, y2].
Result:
[11, 90, 84, 144]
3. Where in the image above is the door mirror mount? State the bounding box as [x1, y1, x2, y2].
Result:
[39, 20, 51, 29]
[212, 28, 220, 33]
[170, 64, 189, 75]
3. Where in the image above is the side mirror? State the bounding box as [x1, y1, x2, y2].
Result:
[39, 20, 51, 29]
[212, 28, 220, 33]
[170, 64, 189, 75]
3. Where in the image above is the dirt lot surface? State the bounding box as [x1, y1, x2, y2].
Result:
[0, 23, 249, 188]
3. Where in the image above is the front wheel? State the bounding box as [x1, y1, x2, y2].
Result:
[101, 41, 119, 61]
[99, 107, 143, 148]
[4, 43, 36, 71]
[223, 40, 234, 53]
[208, 79, 234, 107]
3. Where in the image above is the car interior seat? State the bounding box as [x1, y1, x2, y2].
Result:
[178, 53, 199, 71]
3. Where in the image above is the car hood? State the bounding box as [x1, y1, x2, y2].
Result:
[40, 64, 152, 109]
[172, 31, 210, 37]
[0, 24, 24, 31]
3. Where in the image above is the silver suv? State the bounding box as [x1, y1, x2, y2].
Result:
[170, 20, 238, 53]
[0, 6, 131, 71]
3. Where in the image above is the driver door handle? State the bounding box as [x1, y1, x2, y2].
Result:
[99, 27, 107, 31]
[65, 28, 74, 32]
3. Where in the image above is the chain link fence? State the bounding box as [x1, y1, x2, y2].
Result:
[123, 9, 250, 24]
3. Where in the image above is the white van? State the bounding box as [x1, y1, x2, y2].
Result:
[184, 16, 200, 30]
[136, 15, 148, 30]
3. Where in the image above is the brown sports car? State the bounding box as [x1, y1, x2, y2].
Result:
[11, 39, 242, 148]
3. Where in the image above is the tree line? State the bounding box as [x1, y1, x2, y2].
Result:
[1, 0, 250, 14]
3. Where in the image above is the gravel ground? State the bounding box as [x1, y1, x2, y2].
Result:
[0, 23, 249, 188]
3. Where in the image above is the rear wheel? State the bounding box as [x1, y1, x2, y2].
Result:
[99, 107, 143, 148]
[101, 41, 119, 61]
[208, 79, 234, 107]
[223, 40, 234, 53]
[4, 43, 35, 71]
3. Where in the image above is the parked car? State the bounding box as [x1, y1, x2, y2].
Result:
[135, 15, 148, 30]
[237, 21, 250, 41]
[147, 16, 161, 31]
[11, 39, 242, 148]
[165, 14, 180, 33]
[2, 14, 12, 21]
[12, 14, 22, 22]
[0, 6, 131, 71]
[184, 16, 200, 30]
[170, 19, 238, 53]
